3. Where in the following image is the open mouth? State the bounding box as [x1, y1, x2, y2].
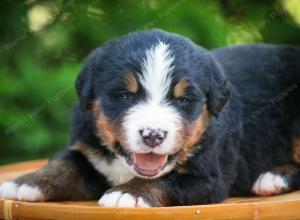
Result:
[132, 153, 169, 177]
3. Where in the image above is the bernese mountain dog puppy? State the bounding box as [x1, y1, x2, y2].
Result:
[0, 29, 300, 207]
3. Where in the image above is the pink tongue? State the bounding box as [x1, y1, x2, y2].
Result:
[133, 153, 168, 172]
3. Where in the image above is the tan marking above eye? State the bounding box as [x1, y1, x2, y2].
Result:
[173, 79, 189, 98]
[124, 73, 138, 93]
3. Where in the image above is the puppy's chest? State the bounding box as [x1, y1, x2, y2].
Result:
[86, 153, 134, 186]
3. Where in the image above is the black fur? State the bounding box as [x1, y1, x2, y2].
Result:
[70, 30, 300, 204]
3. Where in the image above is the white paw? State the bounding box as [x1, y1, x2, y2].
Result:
[252, 172, 288, 196]
[0, 181, 44, 201]
[98, 191, 151, 207]
[0, 181, 18, 200]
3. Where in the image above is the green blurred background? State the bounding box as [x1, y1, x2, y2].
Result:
[1, 0, 300, 165]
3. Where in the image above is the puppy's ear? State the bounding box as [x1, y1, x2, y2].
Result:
[206, 55, 231, 117]
[76, 48, 102, 111]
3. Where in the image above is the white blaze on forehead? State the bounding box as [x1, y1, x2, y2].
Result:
[140, 41, 174, 103]
[122, 40, 182, 158]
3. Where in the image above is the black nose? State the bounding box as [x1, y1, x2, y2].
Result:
[139, 128, 167, 148]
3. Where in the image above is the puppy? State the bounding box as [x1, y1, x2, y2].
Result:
[0, 29, 300, 207]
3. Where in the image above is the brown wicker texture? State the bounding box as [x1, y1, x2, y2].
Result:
[1, 160, 300, 220]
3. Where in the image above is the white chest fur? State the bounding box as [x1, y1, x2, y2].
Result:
[71, 144, 134, 186]
[86, 154, 134, 186]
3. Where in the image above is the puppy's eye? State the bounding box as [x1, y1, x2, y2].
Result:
[118, 93, 132, 100]
[177, 97, 191, 106]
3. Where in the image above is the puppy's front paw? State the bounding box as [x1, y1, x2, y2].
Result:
[98, 191, 151, 208]
[0, 181, 44, 201]
[252, 172, 288, 196]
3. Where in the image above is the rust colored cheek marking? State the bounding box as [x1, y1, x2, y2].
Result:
[91, 100, 101, 117]
[183, 105, 211, 149]
[96, 113, 117, 146]
[176, 115, 205, 164]
[176, 106, 211, 164]
[91, 100, 117, 147]
[183, 116, 205, 149]
[292, 137, 300, 163]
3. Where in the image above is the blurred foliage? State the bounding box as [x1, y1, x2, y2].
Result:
[0, 0, 299, 164]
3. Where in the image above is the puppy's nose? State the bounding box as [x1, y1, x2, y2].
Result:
[139, 128, 167, 148]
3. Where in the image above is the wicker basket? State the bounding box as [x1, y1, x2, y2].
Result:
[1, 160, 300, 220]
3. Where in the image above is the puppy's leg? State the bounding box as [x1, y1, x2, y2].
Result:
[252, 164, 300, 196]
[292, 118, 300, 164]
[98, 173, 227, 207]
[252, 121, 300, 197]
[0, 149, 109, 201]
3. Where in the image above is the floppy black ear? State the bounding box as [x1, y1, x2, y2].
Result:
[206, 55, 231, 117]
[75, 48, 103, 111]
